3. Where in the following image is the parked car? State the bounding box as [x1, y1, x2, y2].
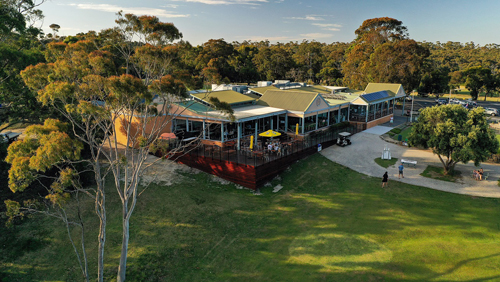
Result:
[436, 98, 449, 105]
[0, 131, 21, 144]
[484, 107, 499, 116]
[449, 98, 460, 104]
[405, 95, 413, 101]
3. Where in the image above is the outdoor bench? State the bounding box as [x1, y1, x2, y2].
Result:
[401, 159, 417, 168]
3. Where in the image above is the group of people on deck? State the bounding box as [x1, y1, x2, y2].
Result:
[266, 140, 284, 155]
[473, 168, 484, 181]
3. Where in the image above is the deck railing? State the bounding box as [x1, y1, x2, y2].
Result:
[159, 126, 359, 168]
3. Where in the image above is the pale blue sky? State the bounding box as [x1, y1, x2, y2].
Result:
[40, 0, 500, 46]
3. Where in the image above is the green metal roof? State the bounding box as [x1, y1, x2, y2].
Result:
[175, 100, 214, 114]
[245, 92, 261, 99]
[324, 93, 360, 105]
[364, 83, 403, 96]
[294, 85, 331, 94]
[191, 90, 255, 105]
[258, 90, 318, 112]
[249, 86, 277, 95]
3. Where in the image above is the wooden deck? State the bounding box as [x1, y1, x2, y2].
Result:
[155, 127, 357, 190]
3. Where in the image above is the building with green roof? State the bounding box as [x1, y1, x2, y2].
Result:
[191, 90, 255, 106]
[166, 82, 404, 148]
[348, 83, 406, 129]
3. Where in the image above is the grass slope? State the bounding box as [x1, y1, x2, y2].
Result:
[2, 154, 500, 281]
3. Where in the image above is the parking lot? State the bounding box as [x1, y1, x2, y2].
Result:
[400, 96, 500, 122]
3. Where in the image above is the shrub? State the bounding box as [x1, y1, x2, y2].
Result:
[488, 154, 500, 163]
[327, 121, 350, 132]
[390, 128, 402, 134]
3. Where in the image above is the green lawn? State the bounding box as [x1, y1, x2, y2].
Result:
[2, 154, 500, 281]
[374, 157, 398, 168]
[392, 126, 412, 142]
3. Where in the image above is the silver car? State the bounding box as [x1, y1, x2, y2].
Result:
[484, 107, 499, 116]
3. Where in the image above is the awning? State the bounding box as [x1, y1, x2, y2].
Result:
[159, 133, 177, 140]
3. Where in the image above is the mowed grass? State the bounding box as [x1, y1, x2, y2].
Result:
[374, 157, 398, 168]
[2, 154, 500, 281]
[391, 127, 413, 142]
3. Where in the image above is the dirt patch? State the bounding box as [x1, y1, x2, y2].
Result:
[140, 155, 193, 186]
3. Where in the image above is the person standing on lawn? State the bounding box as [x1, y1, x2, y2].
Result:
[382, 171, 388, 187]
[398, 163, 404, 178]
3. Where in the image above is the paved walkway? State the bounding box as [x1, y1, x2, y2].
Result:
[320, 128, 500, 198]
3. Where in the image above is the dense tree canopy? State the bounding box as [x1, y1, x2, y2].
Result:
[0, 0, 48, 129]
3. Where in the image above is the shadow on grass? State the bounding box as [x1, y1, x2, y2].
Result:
[119, 155, 500, 281]
[420, 165, 462, 182]
[3, 154, 500, 281]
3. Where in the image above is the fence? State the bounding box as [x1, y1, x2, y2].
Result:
[155, 126, 359, 189]
[165, 126, 359, 167]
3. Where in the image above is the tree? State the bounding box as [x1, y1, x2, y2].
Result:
[228, 44, 259, 84]
[5, 119, 88, 279]
[292, 40, 325, 83]
[194, 39, 235, 83]
[253, 43, 294, 81]
[408, 105, 498, 175]
[464, 66, 492, 100]
[342, 17, 429, 91]
[418, 66, 451, 98]
[49, 23, 60, 38]
[0, 0, 49, 130]
[8, 13, 192, 282]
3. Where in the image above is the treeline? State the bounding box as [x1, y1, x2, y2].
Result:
[60, 19, 500, 99]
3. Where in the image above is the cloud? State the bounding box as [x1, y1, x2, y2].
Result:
[312, 23, 342, 31]
[68, 4, 189, 18]
[284, 15, 324, 21]
[299, 33, 332, 39]
[162, 4, 180, 8]
[172, 0, 268, 5]
[312, 23, 342, 28]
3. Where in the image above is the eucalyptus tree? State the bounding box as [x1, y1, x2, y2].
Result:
[342, 17, 429, 91]
[7, 14, 189, 282]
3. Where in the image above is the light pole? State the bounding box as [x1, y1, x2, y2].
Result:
[410, 94, 414, 123]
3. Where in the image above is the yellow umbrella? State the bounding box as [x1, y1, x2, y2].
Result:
[258, 130, 281, 138]
[295, 123, 299, 135]
[249, 135, 254, 150]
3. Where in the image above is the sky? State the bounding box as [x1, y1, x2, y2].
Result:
[39, 0, 500, 46]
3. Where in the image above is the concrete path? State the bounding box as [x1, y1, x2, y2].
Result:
[320, 128, 500, 198]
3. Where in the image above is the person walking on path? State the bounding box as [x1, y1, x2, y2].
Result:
[398, 163, 404, 178]
[382, 171, 388, 187]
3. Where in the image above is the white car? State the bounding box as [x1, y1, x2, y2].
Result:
[484, 107, 499, 116]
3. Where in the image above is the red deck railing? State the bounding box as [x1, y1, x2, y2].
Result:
[154, 127, 359, 190]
